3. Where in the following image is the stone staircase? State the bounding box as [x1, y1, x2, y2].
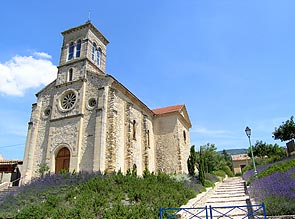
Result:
[179, 177, 256, 219]
[204, 177, 250, 218]
[0, 186, 19, 204]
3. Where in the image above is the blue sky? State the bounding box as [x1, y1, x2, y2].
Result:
[1, 0, 295, 160]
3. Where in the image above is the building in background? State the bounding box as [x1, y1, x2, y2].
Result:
[231, 154, 250, 175]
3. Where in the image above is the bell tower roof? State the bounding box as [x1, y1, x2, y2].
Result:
[61, 22, 109, 46]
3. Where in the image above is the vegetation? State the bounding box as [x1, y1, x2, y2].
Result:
[198, 146, 206, 185]
[35, 162, 50, 178]
[273, 116, 295, 142]
[248, 140, 286, 160]
[0, 170, 217, 218]
[243, 156, 295, 215]
[187, 145, 197, 176]
[1, 142, 259, 218]
[196, 144, 234, 179]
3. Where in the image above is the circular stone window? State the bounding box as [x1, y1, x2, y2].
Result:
[87, 98, 97, 109]
[60, 90, 77, 111]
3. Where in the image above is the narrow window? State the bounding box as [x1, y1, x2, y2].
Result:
[183, 130, 186, 143]
[147, 130, 150, 146]
[76, 40, 81, 58]
[68, 42, 74, 60]
[92, 43, 97, 61]
[97, 47, 102, 66]
[68, 68, 73, 82]
[133, 120, 136, 140]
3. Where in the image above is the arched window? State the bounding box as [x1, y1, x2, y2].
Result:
[92, 43, 97, 61]
[133, 120, 136, 140]
[76, 40, 81, 58]
[97, 47, 102, 66]
[68, 68, 73, 82]
[68, 42, 74, 60]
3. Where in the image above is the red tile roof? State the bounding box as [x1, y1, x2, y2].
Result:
[152, 104, 184, 115]
[231, 154, 250, 161]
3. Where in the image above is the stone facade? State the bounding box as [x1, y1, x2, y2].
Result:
[22, 22, 192, 181]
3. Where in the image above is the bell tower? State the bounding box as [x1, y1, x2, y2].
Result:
[56, 22, 109, 86]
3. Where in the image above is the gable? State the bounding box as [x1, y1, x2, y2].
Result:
[152, 104, 192, 128]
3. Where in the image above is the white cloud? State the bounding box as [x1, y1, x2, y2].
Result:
[0, 52, 57, 96]
[33, 52, 52, 59]
[191, 126, 229, 136]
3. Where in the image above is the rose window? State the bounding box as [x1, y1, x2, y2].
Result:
[61, 91, 77, 110]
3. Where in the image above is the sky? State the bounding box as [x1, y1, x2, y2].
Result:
[1, 0, 295, 160]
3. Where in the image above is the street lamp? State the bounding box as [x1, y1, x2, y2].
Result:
[245, 126, 257, 177]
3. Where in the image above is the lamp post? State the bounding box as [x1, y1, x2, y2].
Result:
[245, 126, 257, 177]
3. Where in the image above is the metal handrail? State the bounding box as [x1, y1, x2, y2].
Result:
[0, 175, 27, 191]
[0, 182, 10, 191]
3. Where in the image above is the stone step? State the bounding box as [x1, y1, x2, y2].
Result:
[0, 186, 19, 204]
[213, 191, 246, 195]
[210, 194, 249, 199]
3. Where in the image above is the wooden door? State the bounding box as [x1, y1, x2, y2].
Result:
[55, 147, 70, 173]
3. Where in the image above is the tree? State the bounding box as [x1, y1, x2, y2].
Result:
[36, 163, 50, 178]
[249, 140, 286, 159]
[187, 145, 197, 176]
[222, 149, 232, 169]
[273, 116, 295, 141]
[201, 143, 219, 173]
[198, 146, 205, 186]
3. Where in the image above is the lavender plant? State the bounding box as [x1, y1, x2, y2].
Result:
[244, 157, 295, 215]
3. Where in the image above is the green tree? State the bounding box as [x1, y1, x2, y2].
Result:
[249, 140, 286, 159]
[273, 116, 295, 141]
[222, 149, 232, 169]
[198, 146, 205, 186]
[201, 143, 219, 173]
[187, 145, 197, 176]
[36, 163, 50, 178]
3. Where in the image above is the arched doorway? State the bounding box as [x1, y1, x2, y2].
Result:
[55, 147, 70, 173]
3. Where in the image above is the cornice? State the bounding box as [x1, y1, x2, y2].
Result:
[62, 22, 109, 45]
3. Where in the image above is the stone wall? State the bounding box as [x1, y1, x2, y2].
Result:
[154, 114, 190, 174]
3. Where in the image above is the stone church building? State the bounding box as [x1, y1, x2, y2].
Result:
[22, 22, 192, 181]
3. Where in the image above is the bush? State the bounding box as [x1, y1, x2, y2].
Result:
[0, 172, 199, 218]
[203, 179, 215, 188]
[205, 173, 219, 183]
[214, 170, 226, 178]
[235, 172, 242, 177]
[220, 165, 234, 177]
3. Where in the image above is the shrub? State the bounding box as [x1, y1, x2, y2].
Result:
[0, 172, 199, 218]
[203, 179, 215, 188]
[220, 165, 234, 177]
[214, 170, 226, 178]
[205, 173, 219, 183]
[248, 167, 295, 215]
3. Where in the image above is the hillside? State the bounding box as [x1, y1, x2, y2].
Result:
[0, 172, 204, 218]
[218, 148, 248, 155]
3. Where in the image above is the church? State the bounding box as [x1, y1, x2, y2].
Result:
[22, 22, 192, 181]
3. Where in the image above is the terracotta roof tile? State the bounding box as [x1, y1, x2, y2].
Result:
[152, 104, 184, 115]
[231, 154, 250, 161]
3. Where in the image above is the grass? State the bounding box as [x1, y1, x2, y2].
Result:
[0, 171, 207, 218]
